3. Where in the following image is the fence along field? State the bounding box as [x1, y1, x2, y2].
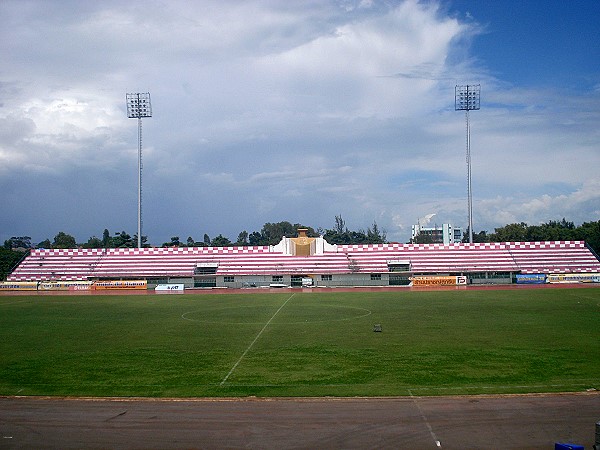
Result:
[0, 288, 598, 398]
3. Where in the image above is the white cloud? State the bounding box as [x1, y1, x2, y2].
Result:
[0, 90, 128, 174]
[0, 0, 598, 245]
[476, 178, 600, 232]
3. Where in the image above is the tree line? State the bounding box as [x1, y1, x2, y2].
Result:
[466, 219, 600, 254]
[2, 216, 386, 251]
[4, 217, 600, 251]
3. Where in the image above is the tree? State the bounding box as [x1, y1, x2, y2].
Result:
[102, 229, 111, 248]
[185, 236, 206, 247]
[84, 236, 103, 248]
[235, 231, 249, 246]
[210, 234, 231, 247]
[489, 222, 529, 242]
[366, 221, 386, 244]
[203, 234, 211, 246]
[525, 225, 545, 242]
[4, 236, 32, 250]
[52, 231, 77, 249]
[132, 234, 149, 248]
[461, 228, 489, 243]
[323, 229, 347, 244]
[112, 231, 134, 248]
[412, 233, 435, 244]
[255, 222, 318, 246]
[37, 238, 51, 249]
[538, 219, 576, 241]
[324, 215, 350, 244]
[324, 216, 385, 244]
[472, 230, 489, 243]
[334, 215, 346, 234]
[162, 236, 182, 247]
[0, 247, 25, 281]
[576, 220, 600, 255]
[248, 231, 262, 246]
[260, 221, 297, 245]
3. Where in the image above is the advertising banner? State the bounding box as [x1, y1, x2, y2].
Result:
[38, 281, 93, 291]
[547, 273, 600, 284]
[0, 281, 38, 291]
[70, 284, 93, 291]
[93, 280, 147, 290]
[516, 274, 546, 284]
[412, 276, 467, 286]
[155, 284, 184, 292]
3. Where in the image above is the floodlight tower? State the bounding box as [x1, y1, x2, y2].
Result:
[126, 92, 152, 249]
[455, 84, 480, 244]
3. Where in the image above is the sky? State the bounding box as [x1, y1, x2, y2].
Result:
[1, 0, 599, 246]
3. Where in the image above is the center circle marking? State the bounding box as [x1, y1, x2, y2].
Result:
[181, 304, 372, 324]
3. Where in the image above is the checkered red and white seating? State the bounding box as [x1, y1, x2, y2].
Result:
[7, 241, 600, 281]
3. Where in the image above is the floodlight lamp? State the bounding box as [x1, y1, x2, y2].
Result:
[126, 92, 152, 118]
[455, 85, 480, 111]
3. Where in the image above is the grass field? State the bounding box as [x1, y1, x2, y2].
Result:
[1, 287, 599, 397]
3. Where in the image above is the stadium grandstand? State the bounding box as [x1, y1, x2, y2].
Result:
[3, 229, 600, 290]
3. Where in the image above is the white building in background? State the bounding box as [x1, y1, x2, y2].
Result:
[411, 223, 463, 245]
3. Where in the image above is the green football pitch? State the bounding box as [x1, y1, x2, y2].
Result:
[1, 287, 599, 397]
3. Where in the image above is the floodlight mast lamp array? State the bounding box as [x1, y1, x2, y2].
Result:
[455, 84, 480, 244]
[126, 93, 152, 249]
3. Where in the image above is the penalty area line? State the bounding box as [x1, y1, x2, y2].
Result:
[220, 292, 296, 387]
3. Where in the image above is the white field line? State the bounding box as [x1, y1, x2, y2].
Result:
[409, 389, 442, 448]
[220, 292, 296, 386]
